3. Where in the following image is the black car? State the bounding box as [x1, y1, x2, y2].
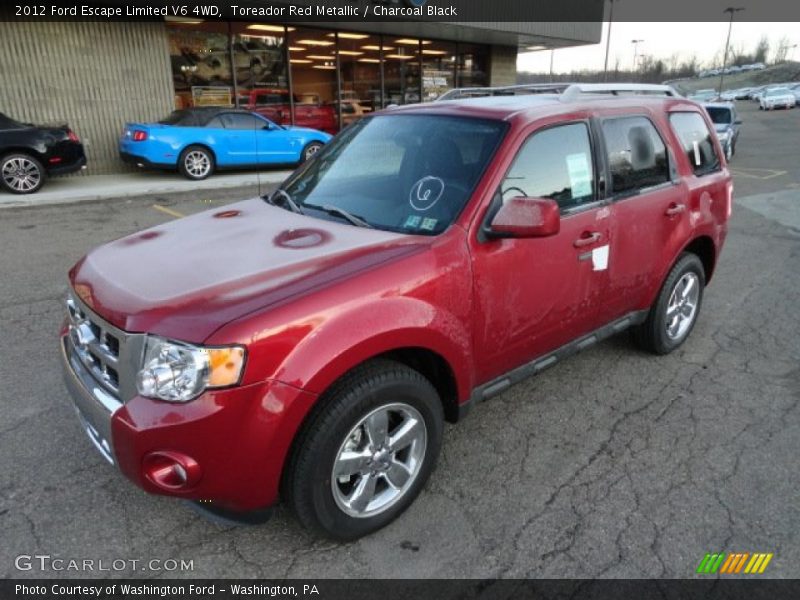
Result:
[0, 112, 86, 194]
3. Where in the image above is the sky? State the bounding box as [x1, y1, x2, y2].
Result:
[517, 22, 800, 74]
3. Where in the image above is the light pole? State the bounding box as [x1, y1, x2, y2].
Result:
[719, 7, 744, 96]
[781, 43, 798, 62]
[631, 39, 644, 71]
[603, 0, 618, 82]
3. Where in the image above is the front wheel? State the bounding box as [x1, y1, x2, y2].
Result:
[283, 360, 444, 540]
[1, 153, 45, 194]
[178, 145, 214, 180]
[632, 253, 705, 355]
[300, 141, 324, 163]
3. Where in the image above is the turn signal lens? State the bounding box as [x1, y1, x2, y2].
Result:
[207, 347, 246, 387]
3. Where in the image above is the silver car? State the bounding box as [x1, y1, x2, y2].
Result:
[759, 87, 797, 110]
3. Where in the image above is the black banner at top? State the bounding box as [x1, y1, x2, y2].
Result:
[3, 0, 800, 22]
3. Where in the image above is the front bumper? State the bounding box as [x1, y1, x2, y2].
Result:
[61, 331, 318, 512]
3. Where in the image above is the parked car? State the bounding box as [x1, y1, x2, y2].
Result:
[759, 87, 797, 110]
[63, 85, 731, 539]
[239, 88, 339, 135]
[733, 87, 753, 100]
[119, 108, 331, 180]
[0, 112, 86, 194]
[789, 83, 800, 102]
[703, 102, 741, 160]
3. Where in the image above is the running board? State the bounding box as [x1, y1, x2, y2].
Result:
[469, 310, 649, 404]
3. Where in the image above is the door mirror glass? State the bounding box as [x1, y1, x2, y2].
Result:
[489, 197, 560, 239]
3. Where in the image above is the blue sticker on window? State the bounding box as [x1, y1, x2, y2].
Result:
[404, 215, 422, 228]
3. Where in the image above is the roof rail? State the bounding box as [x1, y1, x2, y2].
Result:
[435, 83, 573, 102]
[560, 83, 681, 100]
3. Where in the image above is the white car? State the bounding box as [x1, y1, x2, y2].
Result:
[759, 87, 797, 110]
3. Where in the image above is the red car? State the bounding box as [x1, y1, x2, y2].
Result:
[239, 88, 339, 135]
[61, 84, 731, 540]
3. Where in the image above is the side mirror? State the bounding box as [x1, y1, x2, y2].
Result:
[488, 197, 560, 239]
[734, 119, 743, 125]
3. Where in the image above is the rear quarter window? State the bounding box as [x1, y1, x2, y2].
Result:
[669, 112, 721, 176]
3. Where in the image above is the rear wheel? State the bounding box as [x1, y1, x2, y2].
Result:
[1, 153, 45, 194]
[178, 145, 214, 180]
[301, 141, 324, 163]
[283, 359, 443, 540]
[632, 253, 705, 355]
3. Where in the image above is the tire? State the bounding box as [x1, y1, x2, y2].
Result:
[1, 153, 45, 194]
[283, 359, 444, 540]
[632, 253, 705, 355]
[300, 141, 324, 164]
[178, 145, 214, 180]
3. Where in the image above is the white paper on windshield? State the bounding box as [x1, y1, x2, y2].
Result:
[692, 140, 702, 166]
[592, 244, 609, 271]
[566, 153, 592, 198]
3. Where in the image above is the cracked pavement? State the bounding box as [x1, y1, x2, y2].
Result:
[0, 102, 798, 579]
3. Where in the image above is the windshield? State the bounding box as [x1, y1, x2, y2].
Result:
[766, 88, 789, 96]
[705, 107, 732, 124]
[279, 114, 507, 235]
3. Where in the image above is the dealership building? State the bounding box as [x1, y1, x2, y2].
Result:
[0, 15, 601, 174]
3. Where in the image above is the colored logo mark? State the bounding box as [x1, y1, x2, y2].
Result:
[696, 552, 773, 574]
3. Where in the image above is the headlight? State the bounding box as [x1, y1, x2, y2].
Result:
[136, 337, 245, 402]
[718, 131, 730, 141]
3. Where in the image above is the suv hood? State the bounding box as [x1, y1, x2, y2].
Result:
[69, 198, 425, 342]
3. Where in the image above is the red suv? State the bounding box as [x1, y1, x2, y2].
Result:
[61, 84, 731, 540]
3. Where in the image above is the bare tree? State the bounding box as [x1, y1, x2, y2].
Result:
[773, 35, 791, 64]
[754, 36, 770, 63]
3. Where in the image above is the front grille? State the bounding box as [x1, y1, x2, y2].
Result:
[65, 293, 145, 403]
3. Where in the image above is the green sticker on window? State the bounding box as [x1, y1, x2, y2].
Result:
[404, 215, 422, 228]
[566, 153, 592, 198]
[420, 218, 438, 231]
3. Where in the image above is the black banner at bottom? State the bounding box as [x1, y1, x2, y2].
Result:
[3, 579, 800, 600]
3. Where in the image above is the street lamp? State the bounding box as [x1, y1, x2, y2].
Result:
[719, 7, 745, 96]
[631, 39, 644, 71]
[603, 0, 619, 82]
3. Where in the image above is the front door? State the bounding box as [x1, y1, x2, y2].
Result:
[469, 120, 613, 384]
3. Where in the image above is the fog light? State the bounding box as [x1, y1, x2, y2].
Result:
[143, 451, 201, 491]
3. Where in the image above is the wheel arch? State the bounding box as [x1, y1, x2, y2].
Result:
[179, 142, 217, 163]
[0, 147, 46, 163]
[681, 235, 716, 283]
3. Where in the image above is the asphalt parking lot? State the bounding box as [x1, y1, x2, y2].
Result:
[0, 101, 798, 579]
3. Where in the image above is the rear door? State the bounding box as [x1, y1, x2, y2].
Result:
[599, 113, 683, 321]
[469, 119, 614, 383]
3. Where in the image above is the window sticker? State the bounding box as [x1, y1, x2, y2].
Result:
[420, 218, 438, 231]
[409, 176, 445, 211]
[404, 215, 422, 229]
[566, 153, 592, 198]
[692, 140, 702, 166]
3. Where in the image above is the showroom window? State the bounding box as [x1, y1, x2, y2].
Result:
[230, 23, 288, 100]
[166, 20, 233, 109]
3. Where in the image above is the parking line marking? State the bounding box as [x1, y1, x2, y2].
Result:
[152, 204, 185, 219]
[729, 168, 787, 180]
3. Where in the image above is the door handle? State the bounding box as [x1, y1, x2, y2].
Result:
[665, 203, 686, 216]
[573, 232, 602, 248]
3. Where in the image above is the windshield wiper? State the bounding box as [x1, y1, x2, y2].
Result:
[266, 188, 304, 215]
[319, 205, 373, 228]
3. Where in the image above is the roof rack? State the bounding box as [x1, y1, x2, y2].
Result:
[560, 83, 681, 100]
[435, 83, 574, 102]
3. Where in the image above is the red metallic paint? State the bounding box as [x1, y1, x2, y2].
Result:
[67, 95, 730, 512]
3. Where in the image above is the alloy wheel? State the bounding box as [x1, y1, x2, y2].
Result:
[331, 402, 427, 518]
[665, 272, 700, 341]
[2, 157, 41, 192]
[184, 151, 210, 178]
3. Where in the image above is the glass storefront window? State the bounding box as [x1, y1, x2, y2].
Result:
[421, 41, 457, 101]
[456, 43, 489, 88]
[384, 38, 422, 106]
[337, 32, 381, 127]
[231, 23, 287, 98]
[288, 28, 339, 133]
[166, 20, 233, 109]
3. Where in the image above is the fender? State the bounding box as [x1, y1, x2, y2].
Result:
[268, 296, 473, 403]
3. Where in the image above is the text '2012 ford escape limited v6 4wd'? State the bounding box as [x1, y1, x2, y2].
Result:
[61, 84, 731, 540]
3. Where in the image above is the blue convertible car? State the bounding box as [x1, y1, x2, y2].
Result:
[119, 108, 332, 180]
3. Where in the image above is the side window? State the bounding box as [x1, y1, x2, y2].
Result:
[601, 116, 670, 194]
[206, 116, 225, 128]
[221, 113, 263, 130]
[669, 112, 721, 175]
[501, 122, 595, 212]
